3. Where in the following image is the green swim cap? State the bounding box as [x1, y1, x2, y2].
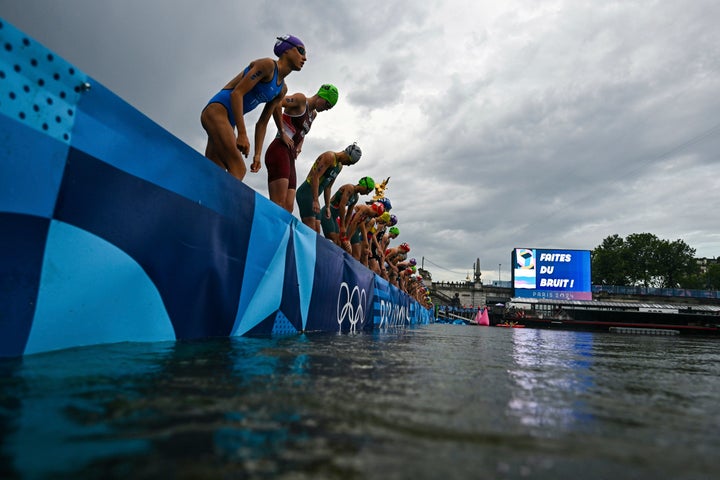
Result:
[317, 84, 339, 106]
[359, 176, 375, 191]
[389, 226, 400, 235]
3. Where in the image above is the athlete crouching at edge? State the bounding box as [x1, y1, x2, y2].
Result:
[344, 201, 386, 264]
[296, 143, 362, 233]
[266, 84, 339, 212]
[320, 176, 375, 246]
[200, 35, 306, 181]
[367, 212, 394, 275]
[375, 225, 400, 279]
[385, 242, 411, 287]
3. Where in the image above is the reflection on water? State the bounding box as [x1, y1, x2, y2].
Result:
[1, 325, 719, 479]
[507, 329, 596, 431]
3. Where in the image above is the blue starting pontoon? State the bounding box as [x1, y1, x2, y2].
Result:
[0, 18, 432, 357]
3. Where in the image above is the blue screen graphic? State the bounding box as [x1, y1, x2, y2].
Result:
[512, 248, 592, 300]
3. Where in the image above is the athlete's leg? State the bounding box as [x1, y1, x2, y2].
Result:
[266, 141, 292, 209]
[300, 216, 318, 232]
[268, 179, 290, 208]
[296, 184, 319, 231]
[283, 189, 296, 213]
[284, 162, 298, 213]
[201, 104, 247, 180]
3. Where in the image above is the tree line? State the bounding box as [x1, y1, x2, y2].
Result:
[592, 233, 720, 289]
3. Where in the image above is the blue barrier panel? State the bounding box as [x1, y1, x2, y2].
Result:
[0, 18, 431, 357]
[304, 237, 375, 333]
[374, 276, 410, 328]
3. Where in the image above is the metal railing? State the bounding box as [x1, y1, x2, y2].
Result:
[592, 285, 720, 300]
[430, 282, 720, 301]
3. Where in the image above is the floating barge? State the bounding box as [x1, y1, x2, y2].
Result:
[0, 19, 432, 357]
[503, 297, 720, 335]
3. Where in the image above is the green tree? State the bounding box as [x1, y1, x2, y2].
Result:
[689, 263, 720, 289]
[654, 238, 697, 288]
[706, 263, 720, 289]
[624, 233, 661, 287]
[592, 233, 700, 288]
[591, 234, 627, 285]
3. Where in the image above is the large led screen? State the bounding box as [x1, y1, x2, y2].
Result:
[512, 248, 592, 300]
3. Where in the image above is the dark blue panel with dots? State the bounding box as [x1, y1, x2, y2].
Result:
[0, 19, 89, 143]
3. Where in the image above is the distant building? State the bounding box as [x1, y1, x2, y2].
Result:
[418, 267, 432, 283]
[696, 257, 718, 274]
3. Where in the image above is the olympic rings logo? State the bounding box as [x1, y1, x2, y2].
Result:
[337, 282, 367, 333]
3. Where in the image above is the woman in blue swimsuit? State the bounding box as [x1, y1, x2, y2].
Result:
[201, 35, 306, 181]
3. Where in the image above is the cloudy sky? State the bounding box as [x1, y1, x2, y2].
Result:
[3, 0, 719, 283]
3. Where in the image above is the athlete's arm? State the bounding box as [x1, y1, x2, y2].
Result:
[278, 92, 306, 149]
[230, 58, 274, 157]
[251, 83, 287, 172]
[309, 152, 332, 214]
[337, 185, 352, 235]
[322, 178, 336, 219]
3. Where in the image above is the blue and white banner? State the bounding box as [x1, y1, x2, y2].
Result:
[0, 18, 431, 357]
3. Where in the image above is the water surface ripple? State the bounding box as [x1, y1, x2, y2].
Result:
[1, 324, 718, 479]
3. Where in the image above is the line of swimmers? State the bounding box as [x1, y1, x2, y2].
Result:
[199, 35, 431, 307]
[292, 142, 429, 306]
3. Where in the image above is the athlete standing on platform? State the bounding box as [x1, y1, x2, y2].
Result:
[385, 242, 411, 287]
[265, 84, 339, 212]
[296, 144, 362, 232]
[344, 201, 386, 263]
[201, 35, 306, 181]
[320, 176, 375, 246]
[375, 225, 400, 279]
[367, 212, 392, 275]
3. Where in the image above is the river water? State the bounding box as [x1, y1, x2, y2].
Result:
[1, 323, 718, 479]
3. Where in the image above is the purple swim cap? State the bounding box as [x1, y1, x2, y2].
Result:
[274, 35, 304, 56]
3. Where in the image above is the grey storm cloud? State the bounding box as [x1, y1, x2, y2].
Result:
[2, 0, 719, 282]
